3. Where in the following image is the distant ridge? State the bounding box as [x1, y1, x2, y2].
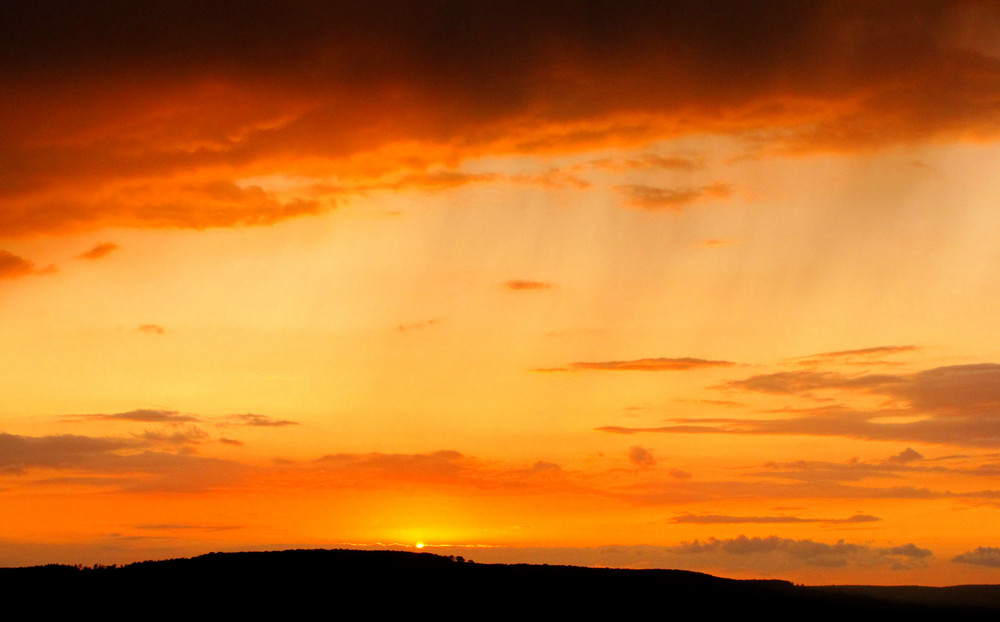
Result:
[4, 549, 999, 615]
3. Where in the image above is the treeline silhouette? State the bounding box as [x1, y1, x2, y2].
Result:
[4, 549, 998, 616]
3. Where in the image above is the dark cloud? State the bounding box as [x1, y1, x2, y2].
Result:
[545, 357, 736, 372]
[132, 425, 209, 447]
[722, 370, 906, 396]
[66, 408, 198, 423]
[628, 445, 656, 467]
[4, 2, 1000, 235]
[0, 432, 140, 472]
[0, 250, 55, 278]
[671, 535, 931, 570]
[953, 546, 1000, 568]
[0, 431, 246, 491]
[76, 242, 119, 260]
[506, 280, 553, 291]
[617, 183, 732, 211]
[218, 437, 244, 446]
[229, 413, 298, 427]
[887, 447, 924, 464]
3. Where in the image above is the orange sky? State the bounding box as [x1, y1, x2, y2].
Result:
[4, 0, 1000, 585]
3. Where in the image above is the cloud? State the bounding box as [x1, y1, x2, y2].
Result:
[76, 242, 120, 260]
[671, 513, 880, 524]
[397, 319, 438, 333]
[65, 408, 199, 423]
[228, 413, 298, 427]
[792, 345, 920, 367]
[699, 238, 739, 248]
[588, 153, 704, 172]
[543, 357, 736, 372]
[670, 535, 931, 570]
[0, 250, 55, 278]
[617, 183, 732, 210]
[0, 432, 141, 472]
[5, 2, 1000, 235]
[505, 280, 553, 291]
[953, 546, 1000, 568]
[722, 370, 906, 396]
[628, 445, 656, 467]
[886, 447, 924, 464]
[138, 324, 165, 335]
[132, 425, 209, 447]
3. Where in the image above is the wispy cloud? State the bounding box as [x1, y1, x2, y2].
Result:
[0, 250, 56, 279]
[228, 413, 298, 427]
[539, 357, 735, 372]
[505, 280, 553, 291]
[64, 409, 199, 423]
[618, 183, 732, 211]
[670, 513, 880, 524]
[76, 242, 120, 260]
[138, 324, 165, 335]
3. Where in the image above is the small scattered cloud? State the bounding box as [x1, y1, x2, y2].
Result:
[589, 153, 704, 172]
[505, 280, 553, 291]
[953, 546, 1000, 568]
[64, 408, 199, 423]
[138, 324, 165, 335]
[699, 238, 739, 248]
[218, 437, 244, 446]
[76, 242, 120, 260]
[670, 535, 931, 570]
[618, 183, 731, 210]
[886, 447, 924, 464]
[397, 319, 438, 333]
[540, 357, 735, 372]
[628, 445, 656, 467]
[229, 413, 298, 427]
[132, 425, 209, 447]
[793, 345, 920, 366]
[0, 250, 56, 279]
[671, 513, 880, 524]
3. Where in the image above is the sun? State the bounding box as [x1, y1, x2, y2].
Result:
[415, 542, 425, 549]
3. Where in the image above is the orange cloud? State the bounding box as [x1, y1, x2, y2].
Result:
[76, 242, 120, 260]
[618, 183, 732, 211]
[506, 280, 553, 291]
[138, 324, 165, 335]
[4, 2, 1000, 235]
[0, 250, 56, 278]
[546, 357, 735, 372]
[601, 363, 1000, 447]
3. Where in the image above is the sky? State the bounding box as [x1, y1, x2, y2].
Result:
[4, 0, 1000, 585]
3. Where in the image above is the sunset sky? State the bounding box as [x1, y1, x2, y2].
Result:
[5, 0, 1000, 585]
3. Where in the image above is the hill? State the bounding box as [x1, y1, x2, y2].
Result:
[4, 548, 999, 616]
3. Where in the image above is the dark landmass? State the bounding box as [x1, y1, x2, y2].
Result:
[5, 549, 999, 616]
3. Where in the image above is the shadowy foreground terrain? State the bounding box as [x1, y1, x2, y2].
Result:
[5, 549, 999, 616]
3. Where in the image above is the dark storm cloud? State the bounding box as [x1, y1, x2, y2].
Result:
[3, 1, 1000, 235]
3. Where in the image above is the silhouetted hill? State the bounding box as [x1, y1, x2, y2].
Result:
[4, 549, 999, 616]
